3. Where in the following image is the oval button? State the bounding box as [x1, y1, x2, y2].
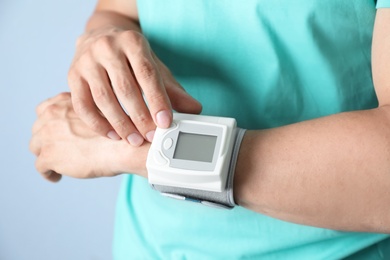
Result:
[163, 138, 173, 150]
[153, 150, 168, 165]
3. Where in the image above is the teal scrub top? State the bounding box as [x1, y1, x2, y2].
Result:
[113, 1, 390, 259]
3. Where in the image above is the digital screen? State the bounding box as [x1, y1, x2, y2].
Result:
[173, 132, 217, 163]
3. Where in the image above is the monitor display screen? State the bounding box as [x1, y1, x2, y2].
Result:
[173, 132, 217, 163]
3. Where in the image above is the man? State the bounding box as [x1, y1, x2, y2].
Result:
[31, 0, 390, 258]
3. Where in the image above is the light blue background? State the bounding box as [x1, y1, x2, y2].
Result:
[0, 1, 122, 259]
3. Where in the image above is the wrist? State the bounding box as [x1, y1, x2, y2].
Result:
[76, 26, 123, 49]
[77, 9, 141, 48]
[116, 140, 150, 178]
[81, 10, 141, 41]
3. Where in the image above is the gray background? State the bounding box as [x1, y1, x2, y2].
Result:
[0, 1, 123, 259]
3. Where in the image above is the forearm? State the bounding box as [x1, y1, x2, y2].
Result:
[234, 107, 390, 233]
[84, 10, 141, 34]
[234, 9, 390, 233]
[78, 0, 141, 48]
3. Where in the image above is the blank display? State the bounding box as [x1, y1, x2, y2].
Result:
[173, 132, 217, 162]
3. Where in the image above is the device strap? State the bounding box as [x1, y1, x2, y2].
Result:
[152, 128, 246, 209]
[227, 127, 246, 206]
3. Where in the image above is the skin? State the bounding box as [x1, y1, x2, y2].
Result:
[30, 0, 390, 233]
[67, 0, 202, 146]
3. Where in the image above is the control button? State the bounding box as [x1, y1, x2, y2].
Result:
[163, 138, 173, 150]
[153, 150, 168, 165]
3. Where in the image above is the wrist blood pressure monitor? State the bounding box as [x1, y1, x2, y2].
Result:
[146, 113, 246, 209]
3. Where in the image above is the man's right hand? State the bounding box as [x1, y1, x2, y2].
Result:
[67, 3, 202, 147]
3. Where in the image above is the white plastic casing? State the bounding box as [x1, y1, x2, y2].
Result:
[146, 113, 237, 192]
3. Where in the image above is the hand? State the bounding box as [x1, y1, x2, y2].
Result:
[29, 92, 149, 182]
[68, 27, 202, 146]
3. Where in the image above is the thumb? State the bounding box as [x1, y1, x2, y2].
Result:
[166, 83, 202, 114]
[153, 53, 202, 114]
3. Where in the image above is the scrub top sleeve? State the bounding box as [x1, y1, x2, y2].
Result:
[377, 0, 390, 8]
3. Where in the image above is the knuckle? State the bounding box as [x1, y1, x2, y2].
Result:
[89, 117, 106, 134]
[114, 77, 134, 97]
[148, 90, 167, 104]
[72, 48, 95, 69]
[44, 104, 61, 117]
[93, 36, 115, 54]
[36, 99, 51, 115]
[72, 97, 88, 115]
[137, 59, 156, 81]
[133, 113, 151, 129]
[78, 51, 94, 66]
[121, 30, 143, 44]
[92, 86, 110, 104]
[71, 99, 108, 135]
[112, 117, 129, 134]
[57, 92, 71, 100]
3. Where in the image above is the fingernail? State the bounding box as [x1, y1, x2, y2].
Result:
[146, 130, 155, 142]
[107, 130, 121, 140]
[127, 133, 144, 146]
[156, 110, 171, 128]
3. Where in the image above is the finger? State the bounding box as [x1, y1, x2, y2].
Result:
[35, 156, 62, 183]
[166, 84, 203, 114]
[43, 170, 62, 183]
[29, 134, 41, 156]
[31, 117, 49, 135]
[125, 36, 172, 129]
[157, 62, 203, 114]
[71, 77, 121, 141]
[88, 65, 144, 146]
[36, 92, 71, 116]
[105, 54, 156, 141]
[33, 99, 78, 135]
